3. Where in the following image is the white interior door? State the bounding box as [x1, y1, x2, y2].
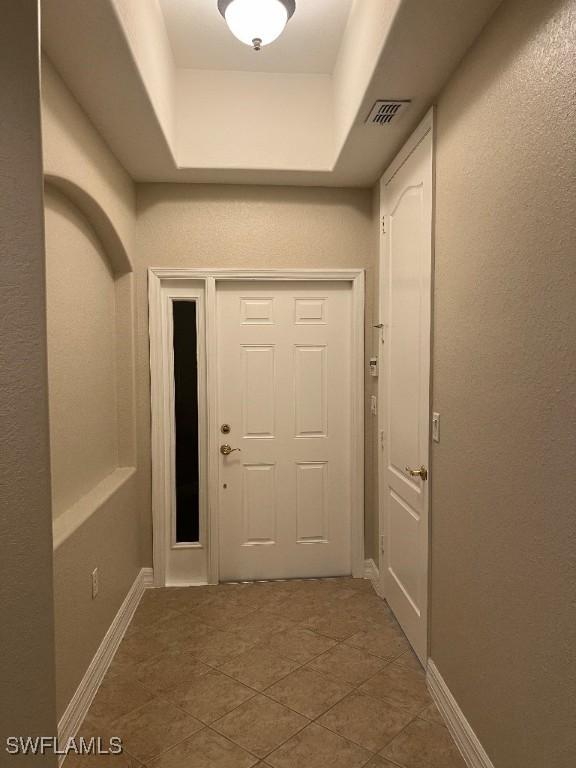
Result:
[217, 280, 353, 582]
[379, 111, 433, 663]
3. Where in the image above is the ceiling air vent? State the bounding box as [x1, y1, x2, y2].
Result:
[366, 100, 411, 125]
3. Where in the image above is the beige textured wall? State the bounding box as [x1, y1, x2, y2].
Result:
[135, 184, 378, 564]
[53, 473, 140, 715]
[431, 0, 576, 765]
[41, 57, 141, 718]
[0, 2, 58, 760]
[45, 185, 119, 518]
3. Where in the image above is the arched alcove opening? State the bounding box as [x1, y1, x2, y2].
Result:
[44, 174, 133, 275]
[44, 181, 136, 525]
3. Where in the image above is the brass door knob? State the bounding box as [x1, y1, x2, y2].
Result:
[405, 465, 428, 481]
[220, 444, 241, 456]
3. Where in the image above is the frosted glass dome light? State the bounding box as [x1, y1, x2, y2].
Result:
[217, 0, 296, 51]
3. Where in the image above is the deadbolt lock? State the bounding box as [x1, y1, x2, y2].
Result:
[220, 424, 231, 434]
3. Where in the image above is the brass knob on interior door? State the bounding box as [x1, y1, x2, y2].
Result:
[405, 465, 428, 481]
[220, 444, 241, 456]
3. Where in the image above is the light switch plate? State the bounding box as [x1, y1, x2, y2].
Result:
[432, 412, 440, 442]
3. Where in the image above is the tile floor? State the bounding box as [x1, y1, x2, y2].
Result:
[69, 578, 466, 768]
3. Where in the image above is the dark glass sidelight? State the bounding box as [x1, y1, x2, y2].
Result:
[172, 300, 200, 543]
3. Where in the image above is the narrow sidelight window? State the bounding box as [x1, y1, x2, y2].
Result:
[172, 300, 200, 543]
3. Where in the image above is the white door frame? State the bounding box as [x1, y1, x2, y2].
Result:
[149, 268, 365, 586]
[377, 108, 434, 661]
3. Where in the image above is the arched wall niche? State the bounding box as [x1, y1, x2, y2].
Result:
[45, 174, 134, 276]
[44, 180, 136, 529]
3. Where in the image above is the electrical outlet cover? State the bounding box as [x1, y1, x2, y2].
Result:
[91, 567, 99, 598]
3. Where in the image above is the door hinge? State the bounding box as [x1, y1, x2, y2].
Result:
[381, 216, 386, 234]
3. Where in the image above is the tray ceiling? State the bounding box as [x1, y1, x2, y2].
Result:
[159, 0, 354, 74]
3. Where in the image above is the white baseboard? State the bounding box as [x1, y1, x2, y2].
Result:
[427, 660, 495, 768]
[142, 567, 154, 588]
[58, 567, 153, 759]
[364, 557, 379, 581]
[364, 558, 385, 598]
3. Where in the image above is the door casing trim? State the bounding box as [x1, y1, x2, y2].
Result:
[149, 268, 365, 586]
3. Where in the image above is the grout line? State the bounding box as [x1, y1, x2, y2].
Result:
[102, 579, 424, 767]
[151, 679, 259, 726]
[135, 724, 207, 765]
[207, 710, 311, 763]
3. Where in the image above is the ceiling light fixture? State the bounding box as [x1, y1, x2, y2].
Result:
[217, 0, 296, 51]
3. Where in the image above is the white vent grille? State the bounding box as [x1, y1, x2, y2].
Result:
[366, 100, 410, 126]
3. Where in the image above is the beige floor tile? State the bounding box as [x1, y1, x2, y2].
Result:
[229, 581, 290, 597]
[138, 587, 177, 604]
[148, 728, 258, 768]
[62, 749, 144, 768]
[301, 610, 370, 641]
[104, 656, 139, 684]
[380, 719, 466, 768]
[189, 601, 257, 630]
[87, 680, 155, 729]
[417, 702, 445, 727]
[114, 630, 172, 664]
[206, 587, 264, 611]
[261, 627, 337, 664]
[345, 626, 410, 661]
[264, 580, 319, 596]
[307, 644, 388, 687]
[218, 647, 300, 691]
[266, 722, 372, 768]
[166, 670, 256, 723]
[69, 716, 141, 767]
[227, 611, 298, 641]
[127, 601, 181, 635]
[324, 586, 360, 603]
[267, 598, 325, 623]
[212, 695, 308, 758]
[111, 697, 203, 761]
[364, 757, 399, 767]
[150, 587, 213, 613]
[144, 612, 214, 648]
[74, 713, 113, 737]
[344, 590, 388, 609]
[135, 649, 211, 693]
[359, 614, 401, 635]
[88, 582, 442, 768]
[338, 578, 376, 593]
[350, 598, 395, 624]
[184, 628, 256, 667]
[294, 583, 354, 602]
[317, 692, 416, 752]
[358, 661, 431, 714]
[239, 591, 293, 614]
[265, 668, 352, 719]
[394, 649, 423, 672]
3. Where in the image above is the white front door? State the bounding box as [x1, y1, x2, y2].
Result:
[217, 280, 353, 582]
[379, 111, 433, 663]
